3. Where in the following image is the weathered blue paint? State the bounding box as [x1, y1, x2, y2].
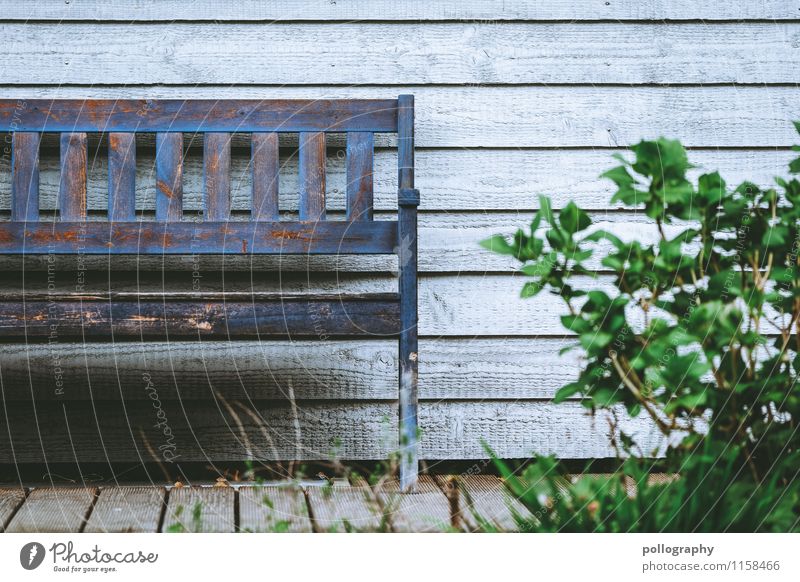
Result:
[397, 94, 419, 493]
[0, 99, 399, 132]
[108, 133, 136, 221]
[0, 96, 419, 489]
[0, 221, 399, 254]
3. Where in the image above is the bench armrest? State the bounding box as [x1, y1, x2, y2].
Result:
[398, 188, 420, 207]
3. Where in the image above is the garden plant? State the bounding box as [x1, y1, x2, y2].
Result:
[481, 125, 800, 532]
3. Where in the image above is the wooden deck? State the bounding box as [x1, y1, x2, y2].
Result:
[0, 475, 527, 533]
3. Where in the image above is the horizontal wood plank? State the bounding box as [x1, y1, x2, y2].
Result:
[2, 23, 799, 84]
[0, 401, 665, 462]
[0, 338, 579, 401]
[440, 474, 527, 531]
[377, 476, 451, 532]
[0, 148, 794, 213]
[5, 487, 96, 533]
[0, 297, 400, 339]
[238, 485, 312, 532]
[0, 271, 616, 336]
[0, 221, 398, 254]
[0, 488, 26, 531]
[84, 486, 166, 533]
[163, 487, 235, 533]
[3, 87, 799, 147]
[0, 0, 794, 21]
[305, 484, 383, 532]
[0, 99, 397, 133]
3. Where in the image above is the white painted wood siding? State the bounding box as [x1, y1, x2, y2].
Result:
[0, 1, 795, 463]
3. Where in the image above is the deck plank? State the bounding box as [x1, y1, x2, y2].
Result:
[439, 475, 528, 532]
[239, 485, 311, 533]
[377, 476, 451, 532]
[5, 487, 97, 533]
[163, 487, 235, 533]
[84, 487, 166, 533]
[305, 483, 384, 532]
[0, 488, 26, 531]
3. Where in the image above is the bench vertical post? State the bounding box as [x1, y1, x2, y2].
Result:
[11, 132, 41, 222]
[108, 133, 136, 221]
[155, 133, 183, 221]
[298, 132, 326, 221]
[397, 94, 419, 492]
[59, 133, 88, 220]
[346, 132, 374, 221]
[204, 132, 232, 221]
[251, 133, 280, 221]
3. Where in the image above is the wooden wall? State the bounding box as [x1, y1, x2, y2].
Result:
[0, 1, 797, 469]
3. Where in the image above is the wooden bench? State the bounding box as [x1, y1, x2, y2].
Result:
[0, 96, 420, 491]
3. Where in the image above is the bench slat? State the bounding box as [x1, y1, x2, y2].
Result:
[346, 131, 374, 221]
[0, 298, 400, 339]
[0, 99, 399, 133]
[0, 221, 397, 254]
[108, 132, 136, 221]
[59, 132, 87, 220]
[155, 132, 183, 221]
[251, 132, 279, 220]
[204, 132, 231, 220]
[299, 131, 326, 221]
[11, 132, 40, 222]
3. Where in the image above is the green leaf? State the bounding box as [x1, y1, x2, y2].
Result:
[520, 281, 545, 298]
[559, 201, 592, 234]
[554, 382, 583, 403]
[539, 195, 555, 225]
[479, 235, 515, 255]
[602, 165, 635, 188]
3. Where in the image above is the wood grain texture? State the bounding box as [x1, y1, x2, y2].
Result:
[84, 486, 166, 532]
[1, 0, 794, 21]
[2, 148, 795, 213]
[346, 132, 374, 221]
[298, 132, 326, 221]
[0, 338, 579, 401]
[306, 484, 383, 532]
[58, 133, 87, 220]
[251, 133, 279, 220]
[0, 99, 398, 133]
[0, 401, 665, 462]
[204, 132, 231, 221]
[0, 271, 618, 336]
[0, 488, 26, 531]
[2, 24, 799, 84]
[11, 132, 40, 222]
[163, 487, 235, 532]
[5, 487, 96, 533]
[0, 297, 400, 339]
[4, 86, 799, 148]
[238, 485, 312, 532]
[0, 210, 719, 272]
[0, 220, 399, 254]
[155, 132, 183, 221]
[108, 133, 137, 221]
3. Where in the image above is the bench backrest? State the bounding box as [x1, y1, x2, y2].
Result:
[0, 96, 415, 255]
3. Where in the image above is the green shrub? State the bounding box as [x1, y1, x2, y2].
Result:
[481, 125, 800, 531]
